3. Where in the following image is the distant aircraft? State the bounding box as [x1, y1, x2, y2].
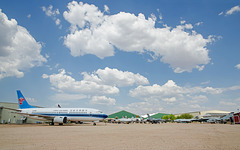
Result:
[203, 113, 230, 124]
[189, 116, 209, 123]
[131, 116, 142, 123]
[139, 116, 147, 124]
[206, 118, 221, 124]
[113, 116, 143, 124]
[114, 117, 133, 124]
[174, 116, 199, 123]
[195, 118, 209, 123]
[5, 90, 108, 125]
[147, 114, 165, 124]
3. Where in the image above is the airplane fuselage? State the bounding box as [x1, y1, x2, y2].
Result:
[20, 108, 108, 122]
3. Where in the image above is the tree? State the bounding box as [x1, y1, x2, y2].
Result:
[176, 116, 181, 119]
[169, 114, 176, 121]
[162, 115, 169, 120]
[179, 113, 193, 119]
[162, 114, 176, 121]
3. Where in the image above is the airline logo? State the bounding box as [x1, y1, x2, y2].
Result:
[19, 97, 25, 105]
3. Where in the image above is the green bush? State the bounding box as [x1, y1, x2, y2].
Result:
[178, 113, 193, 119]
[162, 114, 176, 121]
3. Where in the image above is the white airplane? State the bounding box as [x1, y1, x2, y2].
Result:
[113, 116, 145, 124]
[147, 114, 166, 124]
[206, 118, 221, 124]
[114, 117, 133, 124]
[6, 90, 108, 125]
[131, 117, 142, 123]
[174, 118, 193, 123]
[139, 116, 147, 124]
[174, 116, 198, 123]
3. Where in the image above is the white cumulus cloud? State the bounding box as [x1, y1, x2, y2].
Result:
[124, 80, 234, 114]
[0, 9, 47, 79]
[218, 12, 224, 16]
[42, 5, 60, 17]
[226, 5, 240, 16]
[43, 67, 148, 103]
[63, 1, 104, 32]
[89, 67, 149, 87]
[42, 68, 119, 95]
[104, 5, 110, 13]
[42, 5, 62, 28]
[129, 80, 223, 102]
[90, 96, 116, 105]
[235, 64, 240, 70]
[219, 5, 240, 16]
[63, 1, 213, 73]
[130, 80, 185, 100]
[27, 14, 31, 18]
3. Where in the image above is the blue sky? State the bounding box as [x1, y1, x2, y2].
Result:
[0, 0, 240, 115]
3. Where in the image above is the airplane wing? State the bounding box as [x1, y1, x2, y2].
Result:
[3, 107, 53, 121]
[16, 112, 54, 120]
[1, 107, 21, 112]
[198, 118, 209, 122]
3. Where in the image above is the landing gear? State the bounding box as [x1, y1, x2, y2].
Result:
[49, 119, 54, 125]
[93, 122, 96, 126]
[49, 122, 54, 125]
[78, 121, 83, 124]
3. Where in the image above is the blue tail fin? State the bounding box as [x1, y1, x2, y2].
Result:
[17, 90, 36, 109]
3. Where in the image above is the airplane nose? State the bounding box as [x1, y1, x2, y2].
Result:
[104, 114, 108, 118]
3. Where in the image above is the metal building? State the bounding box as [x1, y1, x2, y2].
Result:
[107, 110, 138, 119]
[175, 110, 230, 119]
[0, 102, 41, 124]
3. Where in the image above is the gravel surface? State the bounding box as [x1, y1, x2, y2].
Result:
[1, 123, 239, 150]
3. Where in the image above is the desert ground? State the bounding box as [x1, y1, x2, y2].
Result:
[0, 123, 239, 150]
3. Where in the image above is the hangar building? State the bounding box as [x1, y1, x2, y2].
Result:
[175, 110, 231, 119]
[151, 113, 170, 119]
[0, 102, 40, 124]
[107, 110, 138, 119]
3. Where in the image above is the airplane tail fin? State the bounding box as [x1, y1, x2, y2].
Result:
[192, 116, 199, 120]
[147, 114, 152, 120]
[17, 90, 36, 109]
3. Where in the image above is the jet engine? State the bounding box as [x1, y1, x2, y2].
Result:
[53, 116, 67, 123]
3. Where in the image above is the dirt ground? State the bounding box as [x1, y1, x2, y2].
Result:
[0, 123, 239, 150]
